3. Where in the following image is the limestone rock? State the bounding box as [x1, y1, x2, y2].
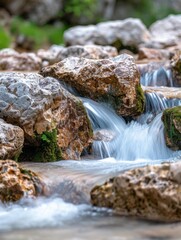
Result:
[0, 48, 42, 71]
[138, 47, 171, 61]
[91, 162, 181, 221]
[171, 51, 181, 87]
[0, 119, 24, 160]
[41, 54, 145, 117]
[147, 15, 181, 49]
[0, 72, 92, 160]
[37, 45, 118, 67]
[162, 106, 181, 150]
[64, 18, 150, 50]
[0, 160, 43, 202]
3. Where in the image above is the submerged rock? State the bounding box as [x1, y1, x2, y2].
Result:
[0, 119, 24, 160]
[0, 72, 92, 160]
[91, 162, 181, 221]
[162, 106, 181, 150]
[64, 18, 150, 50]
[41, 54, 145, 117]
[171, 51, 181, 87]
[0, 160, 43, 202]
[0, 48, 42, 71]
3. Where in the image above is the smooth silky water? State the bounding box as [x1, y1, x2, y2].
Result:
[1, 68, 181, 240]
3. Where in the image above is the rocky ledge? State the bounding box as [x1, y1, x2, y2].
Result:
[0, 160, 43, 202]
[91, 161, 181, 221]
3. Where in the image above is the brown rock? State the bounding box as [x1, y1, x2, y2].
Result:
[0, 72, 92, 160]
[0, 160, 43, 202]
[91, 162, 181, 221]
[0, 48, 42, 71]
[40, 54, 145, 117]
[162, 106, 181, 150]
[0, 119, 24, 160]
[138, 47, 171, 61]
[171, 51, 181, 87]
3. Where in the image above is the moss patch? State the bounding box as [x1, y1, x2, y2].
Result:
[136, 84, 145, 115]
[162, 106, 181, 150]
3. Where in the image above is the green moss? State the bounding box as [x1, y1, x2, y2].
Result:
[34, 129, 62, 162]
[0, 26, 12, 49]
[136, 84, 145, 115]
[162, 106, 181, 150]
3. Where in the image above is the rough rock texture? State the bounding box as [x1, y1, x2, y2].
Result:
[0, 72, 92, 160]
[0, 48, 42, 71]
[37, 45, 118, 66]
[162, 106, 181, 150]
[91, 161, 181, 221]
[147, 15, 181, 49]
[171, 51, 181, 87]
[138, 47, 171, 61]
[64, 18, 150, 50]
[0, 119, 24, 160]
[41, 54, 145, 117]
[0, 160, 43, 202]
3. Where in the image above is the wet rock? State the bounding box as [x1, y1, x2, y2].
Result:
[93, 129, 115, 142]
[41, 54, 145, 117]
[0, 72, 92, 160]
[171, 51, 181, 87]
[162, 106, 181, 150]
[91, 162, 181, 221]
[37, 45, 118, 66]
[138, 47, 171, 61]
[0, 48, 42, 71]
[0, 160, 43, 202]
[146, 15, 181, 49]
[0, 119, 24, 160]
[64, 18, 150, 50]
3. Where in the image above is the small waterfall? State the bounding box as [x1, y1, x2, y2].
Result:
[140, 67, 173, 87]
[83, 98, 179, 161]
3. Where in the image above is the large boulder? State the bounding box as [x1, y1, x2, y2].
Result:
[0, 160, 43, 202]
[41, 54, 145, 117]
[0, 48, 42, 71]
[64, 18, 150, 50]
[146, 15, 181, 49]
[162, 106, 181, 150]
[0, 72, 92, 161]
[37, 45, 118, 66]
[91, 161, 181, 221]
[0, 119, 24, 160]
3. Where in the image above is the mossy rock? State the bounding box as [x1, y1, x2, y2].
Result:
[162, 106, 181, 150]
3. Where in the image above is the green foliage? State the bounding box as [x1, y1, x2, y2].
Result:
[10, 17, 66, 49]
[132, 0, 180, 26]
[34, 129, 62, 162]
[0, 26, 11, 49]
[64, 0, 96, 19]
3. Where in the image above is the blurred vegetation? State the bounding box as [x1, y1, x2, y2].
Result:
[0, 0, 180, 50]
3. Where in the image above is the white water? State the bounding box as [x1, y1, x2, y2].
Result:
[1, 67, 181, 238]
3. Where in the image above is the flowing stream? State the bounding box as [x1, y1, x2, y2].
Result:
[1, 67, 181, 240]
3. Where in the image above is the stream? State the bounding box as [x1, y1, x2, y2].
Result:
[1, 66, 181, 240]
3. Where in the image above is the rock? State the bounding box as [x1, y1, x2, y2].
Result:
[0, 72, 92, 161]
[147, 15, 181, 49]
[0, 48, 42, 71]
[93, 129, 115, 142]
[64, 18, 150, 50]
[162, 106, 181, 150]
[138, 47, 171, 61]
[37, 45, 118, 67]
[57, 45, 118, 61]
[171, 51, 181, 87]
[91, 162, 181, 221]
[40, 54, 145, 117]
[0, 160, 43, 202]
[143, 86, 181, 99]
[0, 119, 24, 160]
[0, 0, 63, 25]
